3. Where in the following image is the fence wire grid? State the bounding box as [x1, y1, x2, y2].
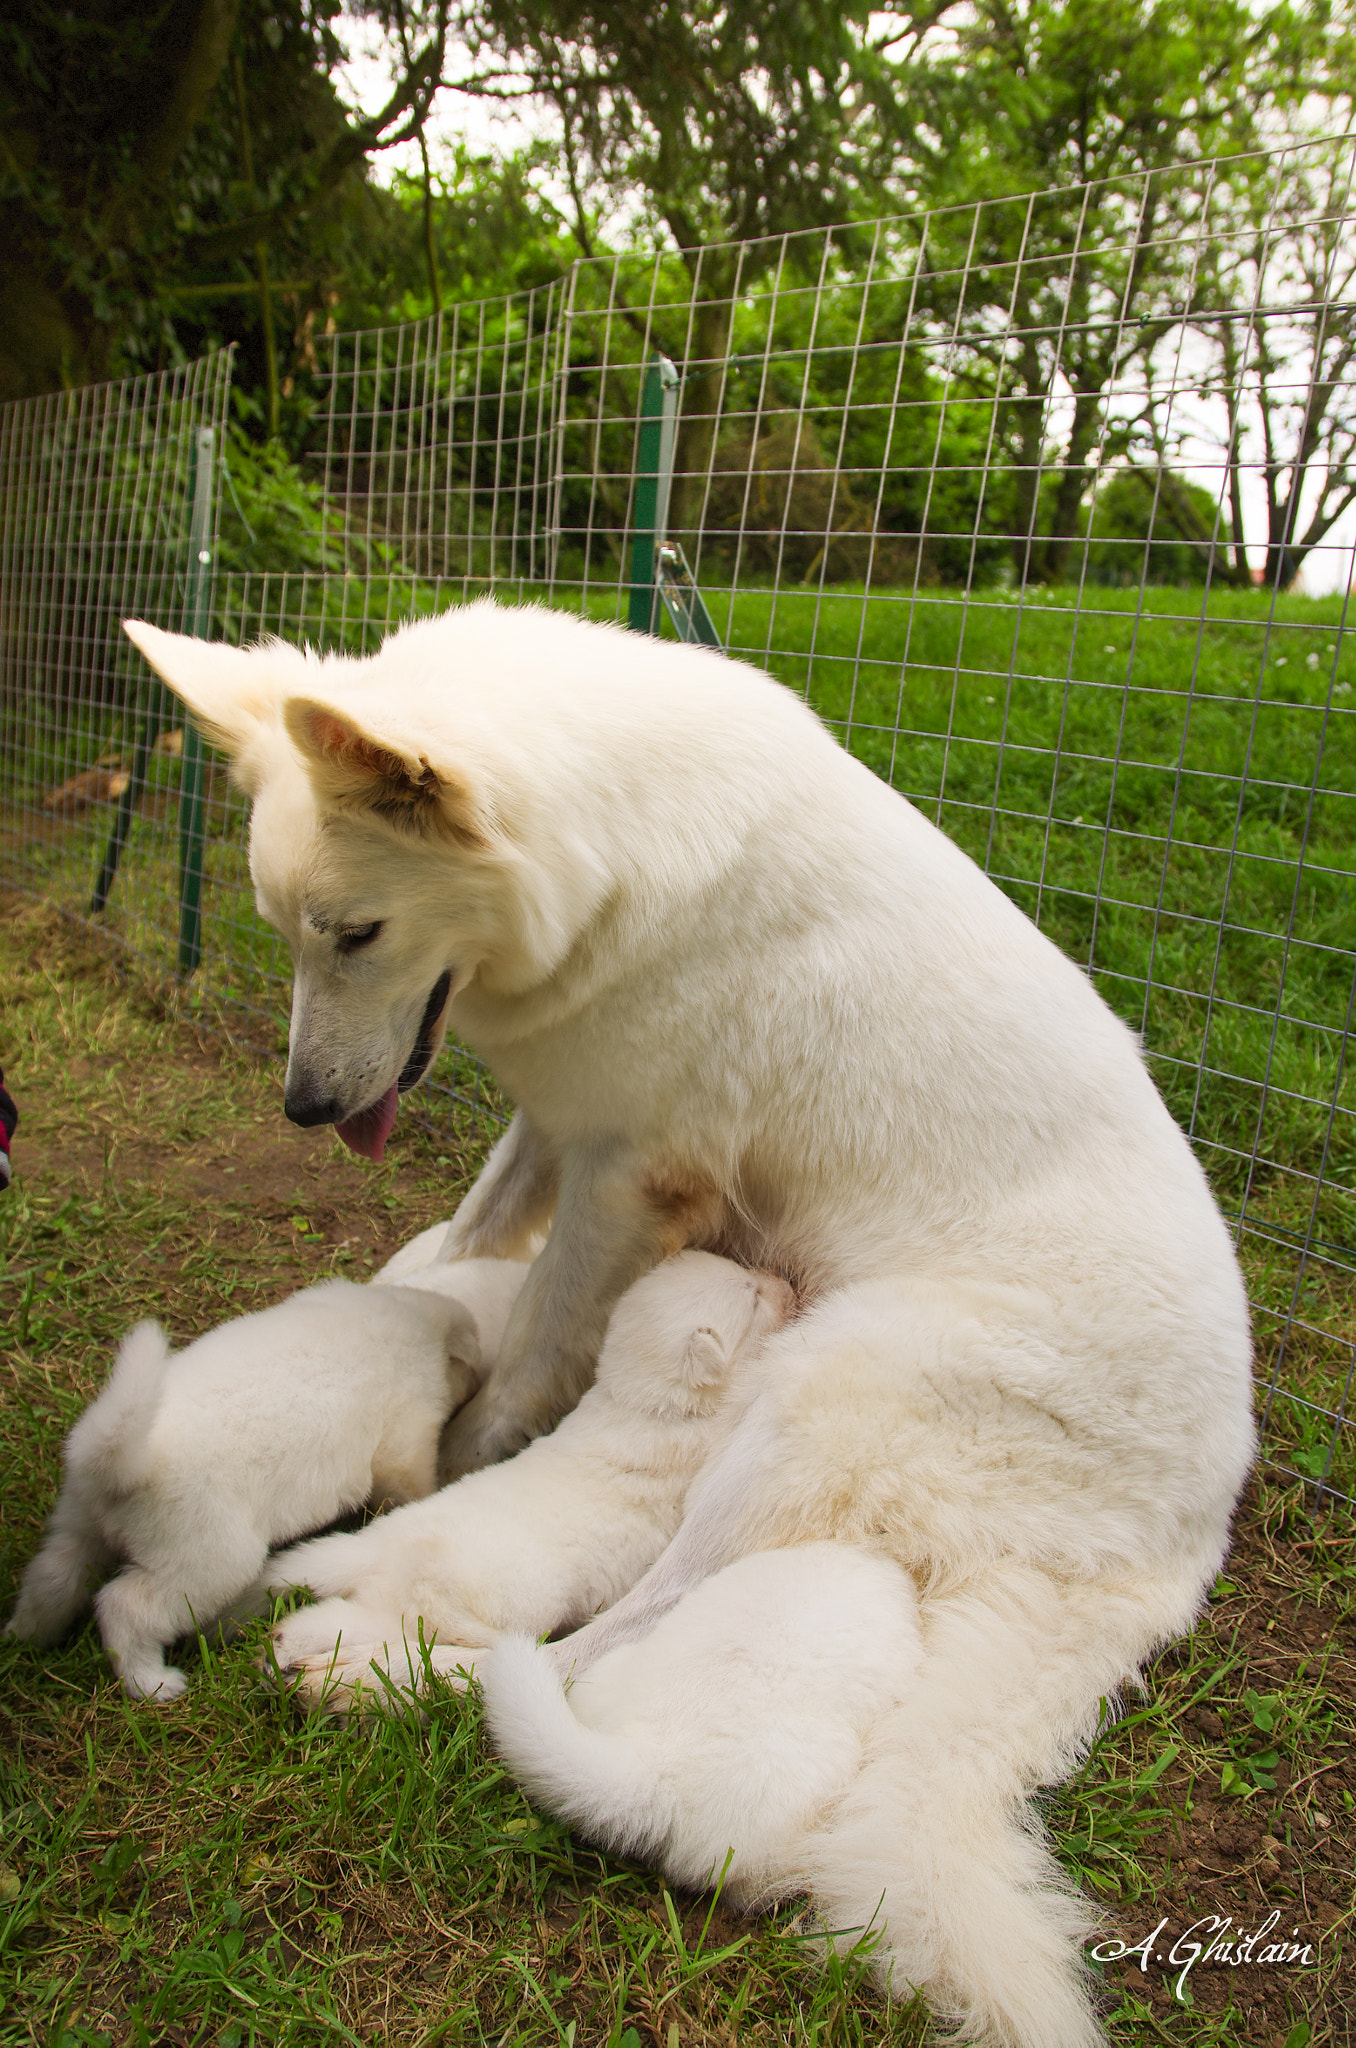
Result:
[2, 140, 1354, 1504]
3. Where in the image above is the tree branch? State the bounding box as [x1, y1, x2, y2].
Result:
[186, 1, 450, 265]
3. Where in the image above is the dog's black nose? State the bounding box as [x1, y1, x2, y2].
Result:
[284, 1093, 340, 1129]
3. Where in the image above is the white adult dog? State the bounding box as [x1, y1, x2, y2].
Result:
[265, 1250, 794, 1709]
[6, 1272, 507, 1699]
[122, 601, 1255, 2046]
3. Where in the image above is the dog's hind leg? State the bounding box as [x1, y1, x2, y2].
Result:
[441, 1112, 558, 1262]
[797, 1562, 1208, 2048]
[6, 1473, 118, 1645]
[95, 1524, 270, 1701]
[95, 1566, 196, 1700]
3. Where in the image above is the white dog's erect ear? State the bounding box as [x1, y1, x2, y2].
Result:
[121, 621, 284, 774]
[283, 695, 489, 847]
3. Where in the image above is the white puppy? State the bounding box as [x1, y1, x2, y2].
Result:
[373, 1235, 529, 1366]
[6, 1275, 501, 1701]
[483, 1543, 923, 1902]
[266, 1250, 794, 1709]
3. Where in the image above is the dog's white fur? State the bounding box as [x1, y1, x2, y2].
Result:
[123, 601, 1256, 2044]
[265, 1250, 794, 1709]
[372, 1237, 529, 1358]
[5, 1274, 503, 1700]
[483, 1543, 923, 1900]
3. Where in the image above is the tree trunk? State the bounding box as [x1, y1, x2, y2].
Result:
[1007, 324, 1050, 585]
[0, 262, 93, 405]
[1038, 383, 1105, 582]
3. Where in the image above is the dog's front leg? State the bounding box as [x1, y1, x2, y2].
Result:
[439, 1111, 558, 1262]
[440, 1140, 692, 1477]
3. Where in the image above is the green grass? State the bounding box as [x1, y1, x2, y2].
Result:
[2, 904, 1351, 2045]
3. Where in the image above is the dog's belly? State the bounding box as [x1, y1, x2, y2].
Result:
[697, 1210, 807, 1294]
[642, 1168, 727, 1261]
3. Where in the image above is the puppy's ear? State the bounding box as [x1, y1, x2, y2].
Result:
[679, 1327, 730, 1390]
[441, 1308, 483, 1377]
[283, 695, 489, 848]
[446, 1359, 482, 1412]
[122, 622, 285, 787]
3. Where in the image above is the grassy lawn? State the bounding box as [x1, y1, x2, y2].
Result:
[0, 900, 1353, 2046]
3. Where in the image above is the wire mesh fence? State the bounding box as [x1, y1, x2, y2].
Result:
[1, 141, 1353, 1502]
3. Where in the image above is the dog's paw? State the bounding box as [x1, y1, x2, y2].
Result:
[120, 1662, 189, 1703]
[425, 1644, 484, 1689]
[265, 1598, 478, 1719]
[438, 1395, 531, 1483]
[267, 1596, 373, 1675]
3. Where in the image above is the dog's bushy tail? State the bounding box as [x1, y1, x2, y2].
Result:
[482, 1636, 674, 1863]
[795, 1559, 1205, 2048]
[6, 1322, 172, 1645]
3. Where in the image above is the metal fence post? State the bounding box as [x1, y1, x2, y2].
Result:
[177, 426, 215, 974]
[628, 354, 678, 634]
[627, 352, 722, 649]
[92, 423, 218, 947]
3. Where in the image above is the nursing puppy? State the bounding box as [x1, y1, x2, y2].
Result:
[484, 1543, 923, 1903]
[266, 1250, 794, 1711]
[123, 601, 1255, 2045]
[6, 1274, 498, 1700]
[372, 1237, 530, 1362]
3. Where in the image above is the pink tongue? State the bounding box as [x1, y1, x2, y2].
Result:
[335, 1083, 400, 1161]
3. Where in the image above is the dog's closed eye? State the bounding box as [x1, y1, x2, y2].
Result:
[337, 921, 384, 953]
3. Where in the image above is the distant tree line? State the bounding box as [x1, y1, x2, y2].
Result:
[2, 0, 1353, 588]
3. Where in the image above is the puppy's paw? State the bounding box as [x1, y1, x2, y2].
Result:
[265, 1599, 473, 1720]
[282, 1642, 410, 1719]
[267, 1595, 372, 1676]
[426, 1643, 484, 1689]
[121, 1662, 189, 1703]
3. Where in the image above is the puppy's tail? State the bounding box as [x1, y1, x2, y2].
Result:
[795, 1559, 1206, 2048]
[481, 1636, 674, 1864]
[6, 1321, 173, 1645]
[68, 1319, 174, 1494]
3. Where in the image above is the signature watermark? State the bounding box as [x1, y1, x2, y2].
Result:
[1092, 1910, 1317, 2003]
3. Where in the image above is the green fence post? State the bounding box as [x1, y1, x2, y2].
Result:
[92, 424, 218, 938]
[176, 426, 215, 974]
[628, 355, 679, 634]
[626, 353, 721, 650]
